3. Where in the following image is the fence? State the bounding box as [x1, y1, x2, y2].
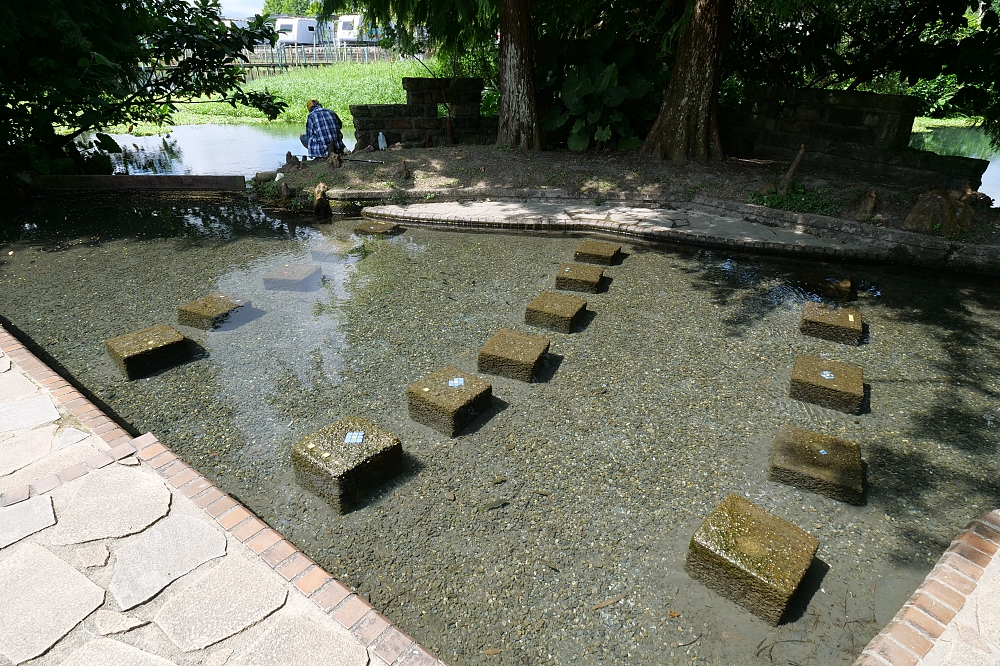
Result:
[241, 44, 398, 81]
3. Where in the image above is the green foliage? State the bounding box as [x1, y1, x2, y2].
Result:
[748, 183, 840, 216]
[262, 0, 322, 16]
[539, 33, 665, 151]
[1, 0, 284, 173]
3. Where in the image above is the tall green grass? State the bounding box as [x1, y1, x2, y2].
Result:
[176, 60, 434, 131]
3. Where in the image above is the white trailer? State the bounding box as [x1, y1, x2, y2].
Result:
[274, 17, 328, 45]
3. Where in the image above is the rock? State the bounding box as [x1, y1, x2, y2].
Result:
[789, 354, 864, 415]
[902, 189, 974, 235]
[478, 328, 550, 382]
[313, 183, 330, 215]
[685, 494, 818, 626]
[262, 264, 322, 292]
[326, 153, 342, 168]
[854, 189, 878, 219]
[94, 609, 149, 635]
[555, 263, 603, 294]
[0, 494, 55, 549]
[252, 171, 277, 184]
[108, 514, 227, 610]
[389, 142, 404, 150]
[280, 181, 291, 203]
[0, 543, 105, 664]
[769, 426, 864, 505]
[407, 366, 493, 437]
[525, 292, 587, 333]
[104, 325, 190, 380]
[799, 302, 863, 345]
[798, 273, 854, 301]
[178, 293, 248, 331]
[951, 184, 994, 208]
[353, 221, 400, 237]
[574, 240, 622, 265]
[284, 151, 299, 167]
[291, 416, 403, 513]
[392, 159, 411, 181]
[360, 144, 375, 153]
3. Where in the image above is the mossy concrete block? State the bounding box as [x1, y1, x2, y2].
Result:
[685, 494, 819, 626]
[407, 366, 493, 437]
[800, 302, 863, 345]
[177, 293, 248, 330]
[769, 426, 864, 505]
[262, 264, 322, 291]
[574, 240, 621, 265]
[478, 328, 550, 382]
[291, 416, 402, 513]
[105, 325, 191, 380]
[525, 292, 587, 333]
[789, 355, 864, 414]
[555, 263, 603, 293]
[353, 221, 400, 236]
[799, 273, 855, 301]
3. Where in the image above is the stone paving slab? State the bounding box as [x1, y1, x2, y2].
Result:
[0, 542, 105, 664]
[0, 494, 55, 548]
[0, 393, 59, 433]
[59, 637, 178, 666]
[0, 423, 57, 475]
[229, 614, 369, 666]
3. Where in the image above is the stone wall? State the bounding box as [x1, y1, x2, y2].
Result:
[350, 77, 497, 149]
[720, 86, 989, 188]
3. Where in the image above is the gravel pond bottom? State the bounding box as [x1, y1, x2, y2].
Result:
[2, 194, 1000, 665]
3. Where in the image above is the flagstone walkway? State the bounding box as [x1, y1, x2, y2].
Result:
[0, 328, 441, 666]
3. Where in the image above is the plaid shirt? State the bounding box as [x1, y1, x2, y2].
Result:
[304, 104, 343, 157]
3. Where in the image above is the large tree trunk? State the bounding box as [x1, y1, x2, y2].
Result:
[642, 0, 734, 162]
[498, 0, 541, 150]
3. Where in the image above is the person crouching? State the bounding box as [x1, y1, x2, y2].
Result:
[300, 100, 345, 158]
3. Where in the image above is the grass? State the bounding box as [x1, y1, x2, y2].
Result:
[104, 60, 434, 136]
[747, 183, 841, 216]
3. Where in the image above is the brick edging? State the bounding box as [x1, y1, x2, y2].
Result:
[360, 204, 891, 264]
[854, 510, 1000, 665]
[0, 326, 443, 666]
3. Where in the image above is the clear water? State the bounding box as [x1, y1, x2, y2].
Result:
[99, 124, 357, 178]
[909, 125, 999, 200]
[2, 195, 999, 664]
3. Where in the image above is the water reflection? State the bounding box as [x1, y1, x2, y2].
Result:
[909, 125, 999, 200]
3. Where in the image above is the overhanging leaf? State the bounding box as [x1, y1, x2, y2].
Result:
[567, 130, 590, 151]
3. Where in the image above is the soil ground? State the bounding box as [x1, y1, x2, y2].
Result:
[262, 145, 1000, 244]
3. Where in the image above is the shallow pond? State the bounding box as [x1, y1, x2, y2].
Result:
[909, 125, 999, 200]
[99, 123, 357, 177]
[2, 196, 999, 665]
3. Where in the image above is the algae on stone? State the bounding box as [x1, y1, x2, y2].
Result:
[799, 302, 863, 345]
[525, 292, 587, 333]
[574, 240, 622, 265]
[789, 355, 864, 414]
[555, 263, 603, 293]
[478, 328, 550, 382]
[291, 416, 402, 513]
[104, 325, 190, 380]
[685, 494, 818, 626]
[769, 426, 864, 504]
[799, 273, 855, 301]
[407, 366, 493, 437]
[177, 293, 248, 330]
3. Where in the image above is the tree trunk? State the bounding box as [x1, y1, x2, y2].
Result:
[498, 0, 541, 150]
[642, 0, 734, 162]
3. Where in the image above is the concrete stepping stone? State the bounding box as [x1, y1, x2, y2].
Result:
[263, 264, 322, 291]
[292, 416, 402, 513]
[0, 369, 40, 404]
[525, 292, 588, 333]
[0, 394, 59, 433]
[478, 328, 550, 382]
[799, 273, 855, 301]
[769, 426, 864, 504]
[59, 638, 177, 666]
[354, 220, 400, 236]
[800, 302, 863, 345]
[109, 514, 227, 610]
[105, 325, 191, 380]
[555, 263, 603, 293]
[228, 614, 368, 666]
[178, 293, 249, 330]
[95, 609, 149, 635]
[0, 542, 105, 664]
[574, 240, 622, 265]
[685, 494, 818, 626]
[0, 494, 55, 548]
[154, 554, 287, 652]
[407, 366, 493, 437]
[54, 427, 90, 452]
[51, 465, 171, 545]
[0, 424, 56, 476]
[789, 354, 865, 414]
